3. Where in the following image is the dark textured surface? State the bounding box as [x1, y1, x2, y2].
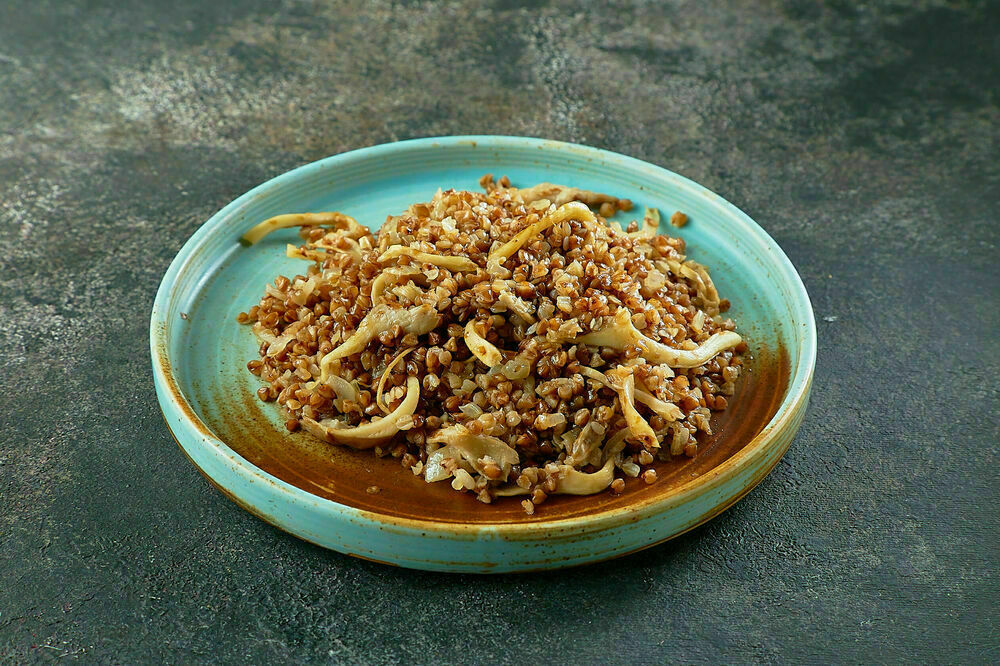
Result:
[1, 0, 997, 662]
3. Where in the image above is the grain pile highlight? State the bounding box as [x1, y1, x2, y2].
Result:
[237, 176, 746, 512]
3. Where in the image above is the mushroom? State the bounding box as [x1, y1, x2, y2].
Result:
[578, 308, 742, 368]
[425, 425, 520, 481]
[378, 245, 478, 272]
[487, 202, 597, 274]
[300, 376, 420, 449]
[241, 212, 366, 245]
[319, 304, 441, 379]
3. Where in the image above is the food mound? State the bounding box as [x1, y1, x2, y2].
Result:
[237, 175, 746, 513]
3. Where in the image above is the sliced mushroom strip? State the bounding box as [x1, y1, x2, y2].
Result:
[378, 245, 478, 272]
[578, 308, 742, 368]
[241, 212, 366, 245]
[369, 266, 426, 304]
[285, 244, 328, 262]
[375, 347, 416, 414]
[552, 457, 616, 495]
[300, 376, 420, 449]
[319, 304, 441, 379]
[568, 420, 607, 467]
[512, 183, 624, 209]
[487, 202, 596, 272]
[579, 367, 683, 422]
[629, 207, 660, 239]
[496, 290, 536, 324]
[425, 425, 520, 480]
[606, 370, 658, 450]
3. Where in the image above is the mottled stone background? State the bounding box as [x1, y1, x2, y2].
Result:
[1, 0, 997, 662]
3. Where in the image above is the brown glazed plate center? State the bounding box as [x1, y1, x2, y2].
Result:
[190, 342, 789, 525]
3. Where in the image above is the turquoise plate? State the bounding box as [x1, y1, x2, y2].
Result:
[150, 136, 816, 573]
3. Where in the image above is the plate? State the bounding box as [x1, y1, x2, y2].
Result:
[150, 136, 816, 572]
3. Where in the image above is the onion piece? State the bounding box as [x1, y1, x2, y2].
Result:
[667, 259, 721, 317]
[569, 421, 607, 467]
[323, 374, 361, 411]
[459, 403, 484, 419]
[602, 429, 630, 463]
[424, 445, 471, 483]
[497, 290, 536, 323]
[629, 207, 660, 239]
[464, 320, 503, 368]
[313, 236, 363, 261]
[499, 356, 532, 380]
[300, 376, 420, 449]
[494, 485, 531, 497]
[669, 423, 690, 456]
[534, 413, 566, 429]
[252, 323, 294, 358]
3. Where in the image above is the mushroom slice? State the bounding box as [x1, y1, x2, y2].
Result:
[579, 366, 683, 423]
[578, 308, 742, 368]
[285, 244, 328, 262]
[322, 374, 361, 411]
[375, 347, 416, 414]
[369, 266, 425, 304]
[628, 207, 660, 239]
[512, 183, 625, 210]
[319, 304, 441, 379]
[605, 369, 658, 450]
[300, 376, 420, 449]
[425, 425, 520, 480]
[487, 202, 596, 272]
[378, 245, 478, 272]
[552, 457, 616, 495]
[241, 212, 366, 245]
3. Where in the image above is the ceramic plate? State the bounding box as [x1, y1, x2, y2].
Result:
[150, 136, 816, 572]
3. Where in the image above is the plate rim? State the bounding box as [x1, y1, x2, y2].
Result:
[150, 134, 817, 538]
